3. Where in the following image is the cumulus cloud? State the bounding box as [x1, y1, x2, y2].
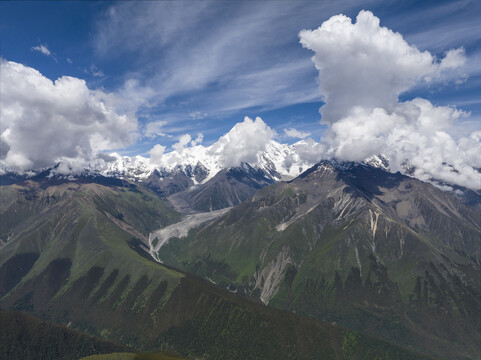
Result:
[300, 10, 465, 124]
[172, 134, 192, 152]
[284, 128, 311, 139]
[440, 48, 466, 70]
[146, 118, 274, 170]
[213, 117, 275, 167]
[149, 144, 166, 164]
[289, 138, 327, 166]
[0, 60, 137, 171]
[299, 11, 480, 190]
[191, 133, 204, 146]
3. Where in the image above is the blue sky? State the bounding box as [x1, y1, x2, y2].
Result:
[1, 0, 481, 187]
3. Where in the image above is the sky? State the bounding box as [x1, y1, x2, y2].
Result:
[1, 0, 480, 188]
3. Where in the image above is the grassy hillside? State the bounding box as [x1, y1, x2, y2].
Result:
[81, 352, 186, 360]
[0, 309, 130, 360]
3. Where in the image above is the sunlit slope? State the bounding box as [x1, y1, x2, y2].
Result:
[0, 179, 185, 349]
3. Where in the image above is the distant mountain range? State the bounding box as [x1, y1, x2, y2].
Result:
[2, 142, 479, 215]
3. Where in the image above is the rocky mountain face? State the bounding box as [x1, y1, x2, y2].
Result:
[167, 163, 277, 212]
[0, 176, 434, 360]
[156, 160, 481, 360]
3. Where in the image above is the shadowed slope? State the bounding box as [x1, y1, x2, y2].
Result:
[0, 309, 130, 360]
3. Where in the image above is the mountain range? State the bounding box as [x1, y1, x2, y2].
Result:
[0, 148, 480, 359]
[0, 172, 440, 360]
[155, 160, 480, 359]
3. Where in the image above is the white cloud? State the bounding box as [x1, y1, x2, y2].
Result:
[115, 78, 156, 114]
[189, 111, 208, 120]
[146, 118, 274, 170]
[172, 134, 192, 152]
[31, 44, 57, 62]
[143, 120, 169, 138]
[31, 44, 51, 56]
[440, 48, 467, 70]
[0, 60, 138, 171]
[300, 11, 480, 190]
[213, 117, 275, 167]
[290, 138, 327, 165]
[191, 133, 204, 146]
[89, 64, 105, 78]
[299, 10, 466, 124]
[149, 144, 166, 164]
[284, 128, 311, 139]
[93, 1, 344, 119]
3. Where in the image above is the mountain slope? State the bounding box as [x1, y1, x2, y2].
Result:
[156, 161, 481, 359]
[81, 353, 186, 360]
[0, 309, 130, 360]
[0, 177, 436, 360]
[167, 163, 276, 212]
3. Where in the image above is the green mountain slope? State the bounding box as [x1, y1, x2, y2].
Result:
[0, 176, 437, 360]
[81, 353, 186, 360]
[156, 162, 481, 359]
[0, 309, 130, 360]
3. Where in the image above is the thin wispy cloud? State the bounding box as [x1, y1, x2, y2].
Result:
[93, 1, 362, 118]
[31, 43, 57, 62]
[91, 1, 481, 141]
[284, 128, 311, 139]
[31, 44, 51, 56]
[88, 64, 105, 78]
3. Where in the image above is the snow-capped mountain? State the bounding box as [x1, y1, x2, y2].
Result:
[100, 139, 313, 184]
[2, 135, 479, 211]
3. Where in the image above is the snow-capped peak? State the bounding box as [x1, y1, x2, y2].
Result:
[98, 139, 312, 184]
